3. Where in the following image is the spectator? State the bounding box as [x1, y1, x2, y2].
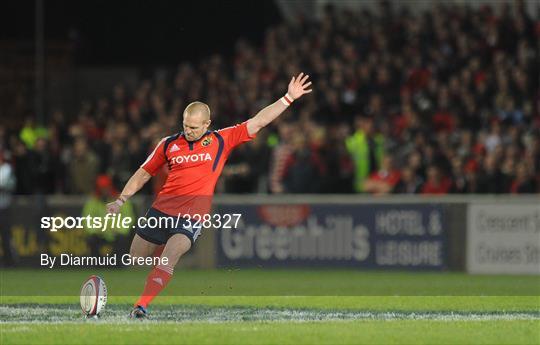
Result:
[0, 150, 16, 266]
[19, 117, 48, 149]
[510, 162, 536, 193]
[68, 138, 99, 194]
[450, 157, 468, 194]
[33, 138, 57, 194]
[407, 150, 425, 180]
[346, 115, 384, 192]
[282, 135, 325, 193]
[421, 165, 452, 195]
[320, 124, 354, 193]
[499, 156, 516, 192]
[269, 124, 295, 193]
[108, 141, 132, 190]
[12, 138, 37, 194]
[223, 134, 269, 193]
[364, 155, 401, 195]
[484, 122, 502, 153]
[393, 167, 423, 194]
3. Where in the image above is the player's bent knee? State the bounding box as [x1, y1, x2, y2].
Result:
[169, 233, 192, 255]
[161, 234, 192, 266]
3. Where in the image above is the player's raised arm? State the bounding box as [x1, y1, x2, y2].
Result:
[106, 168, 152, 214]
[246, 72, 312, 136]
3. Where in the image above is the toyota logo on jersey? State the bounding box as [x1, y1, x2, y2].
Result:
[170, 153, 212, 164]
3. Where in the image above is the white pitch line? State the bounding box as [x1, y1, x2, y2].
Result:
[1, 305, 539, 324]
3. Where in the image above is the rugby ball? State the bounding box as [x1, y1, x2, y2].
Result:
[80, 275, 107, 317]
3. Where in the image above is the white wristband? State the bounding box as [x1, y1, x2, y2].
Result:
[280, 93, 294, 106]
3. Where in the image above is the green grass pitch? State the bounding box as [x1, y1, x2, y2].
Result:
[1, 269, 539, 344]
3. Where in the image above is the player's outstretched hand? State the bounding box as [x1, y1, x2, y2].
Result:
[106, 200, 121, 214]
[288, 72, 313, 100]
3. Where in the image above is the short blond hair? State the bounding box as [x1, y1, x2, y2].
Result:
[183, 101, 211, 120]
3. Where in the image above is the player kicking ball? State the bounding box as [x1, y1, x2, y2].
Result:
[106, 73, 312, 318]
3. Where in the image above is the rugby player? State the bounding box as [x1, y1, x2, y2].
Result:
[106, 73, 312, 318]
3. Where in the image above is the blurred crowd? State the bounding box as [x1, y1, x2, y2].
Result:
[1, 2, 539, 197]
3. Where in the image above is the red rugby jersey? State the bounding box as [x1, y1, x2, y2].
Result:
[141, 121, 255, 216]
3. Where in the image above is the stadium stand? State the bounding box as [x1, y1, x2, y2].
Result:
[0, 3, 539, 195]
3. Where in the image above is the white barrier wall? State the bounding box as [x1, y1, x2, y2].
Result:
[467, 203, 540, 275]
